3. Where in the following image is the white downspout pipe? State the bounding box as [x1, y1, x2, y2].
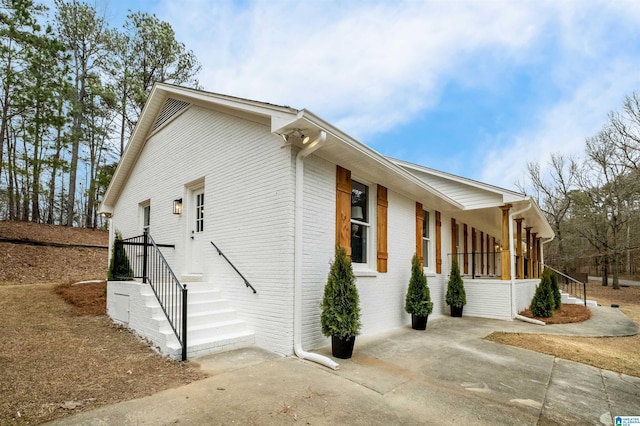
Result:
[540, 236, 555, 270]
[293, 131, 338, 370]
[508, 202, 532, 319]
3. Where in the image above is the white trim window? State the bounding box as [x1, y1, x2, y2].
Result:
[141, 202, 151, 233]
[422, 210, 430, 269]
[350, 180, 369, 264]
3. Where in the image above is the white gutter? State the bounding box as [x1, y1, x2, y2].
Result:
[508, 202, 532, 319]
[292, 130, 338, 370]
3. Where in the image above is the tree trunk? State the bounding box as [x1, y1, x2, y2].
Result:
[602, 256, 609, 287]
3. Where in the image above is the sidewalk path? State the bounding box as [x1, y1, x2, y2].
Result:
[48, 307, 639, 426]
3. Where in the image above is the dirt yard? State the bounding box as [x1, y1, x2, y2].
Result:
[0, 221, 206, 425]
[486, 281, 640, 378]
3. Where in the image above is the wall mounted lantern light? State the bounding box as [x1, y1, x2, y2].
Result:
[173, 198, 183, 215]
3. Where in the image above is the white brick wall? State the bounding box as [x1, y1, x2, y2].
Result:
[112, 106, 296, 356]
[300, 155, 447, 351]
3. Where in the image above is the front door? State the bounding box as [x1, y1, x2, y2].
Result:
[189, 189, 205, 274]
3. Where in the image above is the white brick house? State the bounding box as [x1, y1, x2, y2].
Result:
[100, 83, 554, 362]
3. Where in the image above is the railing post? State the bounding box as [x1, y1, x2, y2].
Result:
[142, 230, 148, 284]
[181, 285, 188, 361]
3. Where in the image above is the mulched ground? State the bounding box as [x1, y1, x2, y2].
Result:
[0, 221, 206, 426]
[518, 303, 592, 324]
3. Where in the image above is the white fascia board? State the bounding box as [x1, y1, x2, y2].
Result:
[391, 158, 527, 202]
[275, 109, 463, 210]
[156, 83, 298, 118]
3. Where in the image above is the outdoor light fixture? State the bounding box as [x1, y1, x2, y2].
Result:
[173, 198, 183, 215]
[292, 129, 311, 144]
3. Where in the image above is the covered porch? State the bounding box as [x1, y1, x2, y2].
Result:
[446, 199, 555, 319]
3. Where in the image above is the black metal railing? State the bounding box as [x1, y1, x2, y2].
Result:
[114, 232, 188, 361]
[210, 241, 256, 294]
[447, 252, 502, 278]
[545, 265, 587, 306]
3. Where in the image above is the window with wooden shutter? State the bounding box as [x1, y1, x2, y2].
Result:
[336, 166, 351, 256]
[376, 185, 388, 272]
[435, 211, 442, 274]
[416, 202, 424, 266]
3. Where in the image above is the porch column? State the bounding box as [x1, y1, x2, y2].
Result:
[515, 219, 524, 279]
[525, 227, 532, 278]
[531, 232, 538, 278]
[500, 204, 512, 280]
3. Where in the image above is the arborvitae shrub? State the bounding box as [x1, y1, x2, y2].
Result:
[531, 272, 555, 317]
[321, 246, 361, 340]
[405, 253, 433, 317]
[107, 231, 134, 281]
[446, 259, 466, 308]
[548, 270, 562, 309]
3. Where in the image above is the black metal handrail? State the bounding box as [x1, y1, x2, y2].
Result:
[114, 232, 188, 361]
[210, 241, 256, 294]
[544, 265, 587, 307]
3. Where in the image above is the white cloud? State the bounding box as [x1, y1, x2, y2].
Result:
[156, 0, 550, 136]
[152, 0, 640, 191]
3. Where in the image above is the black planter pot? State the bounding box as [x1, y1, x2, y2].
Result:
[411, 314, 428, 330]
[331, 335, 356, 359]
[451, 306, 464, 317]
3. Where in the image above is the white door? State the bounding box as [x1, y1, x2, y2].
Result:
[189, 189, 205, 274]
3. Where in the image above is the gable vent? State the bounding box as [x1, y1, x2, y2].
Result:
[153, 98, 190, 131]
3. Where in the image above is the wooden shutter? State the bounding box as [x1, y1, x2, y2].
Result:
[416, 202, 424, 265]
[435, 211, 442, 274]
[376, 185, 388, 272]
[336, 166, 352, 256]
[463, 224, 469, 274]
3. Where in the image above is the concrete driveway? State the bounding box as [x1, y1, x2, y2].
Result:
[48, 307, 639, 425]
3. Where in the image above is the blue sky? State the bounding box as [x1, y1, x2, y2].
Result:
[95, 0, 640, 190]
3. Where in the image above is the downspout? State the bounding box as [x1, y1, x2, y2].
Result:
[293, 130, 339, 370]
[540, 236, 555, 271]
[508, 202, 532, 319]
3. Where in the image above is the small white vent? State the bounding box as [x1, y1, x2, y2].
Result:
[153, 98, 190, 131]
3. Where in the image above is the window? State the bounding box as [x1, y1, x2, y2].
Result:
[142, 204, 150, 233]
[351, 180, 369, 264]
[195, 192, 204, 233]
[422, 210, 430, 268]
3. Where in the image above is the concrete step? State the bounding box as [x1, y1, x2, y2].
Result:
[188, 308, 238, 327]
[167, 329, 255, 358]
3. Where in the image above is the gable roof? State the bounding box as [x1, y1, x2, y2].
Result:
[391, 158, 553, 239]
[100, 83, 553, 239]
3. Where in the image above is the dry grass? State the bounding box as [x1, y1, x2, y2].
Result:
[486, 281, 640, 378]
[0, 222, 206, 426]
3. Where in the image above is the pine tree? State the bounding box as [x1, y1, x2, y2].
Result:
[446, 259, 466, 308]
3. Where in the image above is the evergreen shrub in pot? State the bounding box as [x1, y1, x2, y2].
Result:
[446, 259, 466, 317]
[321, 245, 361, 359]
[405, 253, 433, 330]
